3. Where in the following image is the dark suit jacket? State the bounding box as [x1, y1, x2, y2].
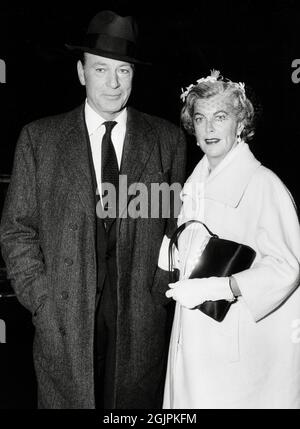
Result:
[0, 104, 186, 408]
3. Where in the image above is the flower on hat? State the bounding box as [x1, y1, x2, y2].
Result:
[196, 69, 221, 85]
[180, 69, 246, 103]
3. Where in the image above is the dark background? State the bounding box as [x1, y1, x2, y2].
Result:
[0, 0, 300, 409]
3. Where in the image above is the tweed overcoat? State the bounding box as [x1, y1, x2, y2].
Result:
[0, 105, 186, 408]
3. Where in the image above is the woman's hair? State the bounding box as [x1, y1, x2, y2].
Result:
[180, 70, 255, 142]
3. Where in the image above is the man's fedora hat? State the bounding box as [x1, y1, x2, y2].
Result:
[66, 10, 149, 65]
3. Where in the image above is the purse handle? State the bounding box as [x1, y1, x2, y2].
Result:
[168, 220, 218, 282]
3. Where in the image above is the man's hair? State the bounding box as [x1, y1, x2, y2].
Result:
[78, 52, 135, 72]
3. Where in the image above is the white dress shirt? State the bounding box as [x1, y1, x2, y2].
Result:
[84, 100, 127, 199]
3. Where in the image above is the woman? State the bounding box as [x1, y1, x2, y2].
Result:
[161, 70, 300, 409]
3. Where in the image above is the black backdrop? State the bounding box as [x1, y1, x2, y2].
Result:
[0, 0, 300, 410]
[1, 0, 300, 202]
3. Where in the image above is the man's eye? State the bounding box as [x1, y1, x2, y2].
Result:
[95, 68, 106, 73]
[119, 68, 130, 74]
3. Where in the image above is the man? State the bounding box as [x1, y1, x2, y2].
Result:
[0, 11, 186, 408]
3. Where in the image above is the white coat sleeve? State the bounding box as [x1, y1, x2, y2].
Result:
[233, 173, 300, 321]
[158, 235, 180, 271]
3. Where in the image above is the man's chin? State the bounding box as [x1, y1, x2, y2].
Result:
[102, 102, 124, 113]
[91, 102, 123, 118]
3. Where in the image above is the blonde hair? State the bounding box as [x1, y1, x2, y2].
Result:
[181, 72, 255, 141]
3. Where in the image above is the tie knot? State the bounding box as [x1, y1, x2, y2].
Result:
[103, 121, 117, 134]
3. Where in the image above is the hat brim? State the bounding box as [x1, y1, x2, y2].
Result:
[65, 44, 151, 66]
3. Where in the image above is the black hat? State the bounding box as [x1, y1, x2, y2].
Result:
[66, 10, 149, 64]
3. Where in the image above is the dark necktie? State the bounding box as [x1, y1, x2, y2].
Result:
[101, 121, 118, 223]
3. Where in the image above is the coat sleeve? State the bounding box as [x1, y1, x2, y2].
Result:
[151, 128, 187, 305]
[0, 125, 47, 313]
[233, 172, 300, 322]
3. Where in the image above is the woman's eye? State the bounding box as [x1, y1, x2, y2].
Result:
[195, 116, 204, 123]
[215, 114, 227, 121]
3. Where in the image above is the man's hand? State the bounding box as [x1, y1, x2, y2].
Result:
[165, 277, 235, 309]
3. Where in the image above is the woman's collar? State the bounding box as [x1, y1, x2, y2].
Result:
[182, 141, 261, 208]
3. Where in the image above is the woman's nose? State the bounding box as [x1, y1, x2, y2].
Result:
[206, 119, 215, 133]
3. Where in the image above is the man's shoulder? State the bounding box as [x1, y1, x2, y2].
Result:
[23, 105, 83, 134]
[130, 108, 181, 134]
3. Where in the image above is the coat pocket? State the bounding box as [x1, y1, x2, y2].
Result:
[214, 304, 240, 363]
[29, 274, 49, 318]
[33, 301, 46, 319]
[32, 297, 64, 363]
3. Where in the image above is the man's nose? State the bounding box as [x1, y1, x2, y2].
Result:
[107, 71, 119, 88]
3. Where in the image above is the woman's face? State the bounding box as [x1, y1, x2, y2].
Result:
[193, 93, 243, 169]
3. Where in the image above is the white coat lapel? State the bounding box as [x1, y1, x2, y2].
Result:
[204, 142, 261, 208]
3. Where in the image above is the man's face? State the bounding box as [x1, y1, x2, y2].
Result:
[77, 53, 134, 119]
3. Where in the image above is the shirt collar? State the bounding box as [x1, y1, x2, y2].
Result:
[84, 99, 127, 136]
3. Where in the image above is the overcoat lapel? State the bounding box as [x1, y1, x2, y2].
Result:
[118, 108, 158, 223]
[59, 107, 158, 228]
[60, 105, 96, 221]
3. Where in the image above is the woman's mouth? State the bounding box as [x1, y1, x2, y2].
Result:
[205, 138, 221, 144]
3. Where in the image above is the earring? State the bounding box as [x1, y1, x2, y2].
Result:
[236, 134, 242, 144]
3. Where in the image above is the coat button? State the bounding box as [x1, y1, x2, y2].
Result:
[69, 223, 78, 231]
[64, 257, 73, 266]
[60, 291, 69, 300]
[59, 327, 66, 336]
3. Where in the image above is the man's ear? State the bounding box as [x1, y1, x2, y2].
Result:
[77, 60, 85, 86]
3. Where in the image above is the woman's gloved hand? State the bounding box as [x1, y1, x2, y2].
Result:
[165, 277, 235, 309]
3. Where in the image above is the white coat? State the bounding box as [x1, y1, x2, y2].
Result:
[163, 141, 300, 409]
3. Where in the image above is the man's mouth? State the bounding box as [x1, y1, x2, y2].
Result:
[104, 94, 121, 99]
[205, 138, 221, 144]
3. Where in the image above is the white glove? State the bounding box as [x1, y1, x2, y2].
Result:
[165, 277, 235, 309]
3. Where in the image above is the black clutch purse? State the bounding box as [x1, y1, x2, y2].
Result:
[168, 220, 256, 322]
